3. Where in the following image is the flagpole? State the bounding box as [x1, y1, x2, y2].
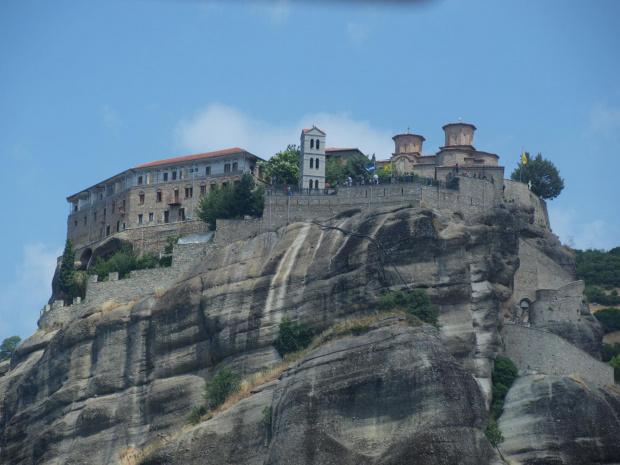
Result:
[520, 147, 523, 183]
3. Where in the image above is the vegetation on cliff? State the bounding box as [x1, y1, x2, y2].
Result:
[196, 172, 265, 229]
[58, 237, 87, 303]
[510, 152, 564, 200]
[88, 245, 161, 280]
[377, 289, 439, 327]
[0, 336, 21, 362]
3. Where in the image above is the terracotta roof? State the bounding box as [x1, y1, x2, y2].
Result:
[377, 159, 391, 163]
[325, 147, 358, 152]
[133, 148, 248, 169]
[392, 133, 425, 141]
[302, 127, 326, 135]
[442, 122, 477, 130]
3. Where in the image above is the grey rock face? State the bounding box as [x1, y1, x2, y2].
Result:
[0, 204, 612, 464]
[266, 325, 498, 465]
[499, 375, 620, 465]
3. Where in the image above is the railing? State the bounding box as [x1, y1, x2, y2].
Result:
[166, 196, 182, 205]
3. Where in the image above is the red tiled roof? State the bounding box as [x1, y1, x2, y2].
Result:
[302, 127, 326, 135]
[325, 147, 357, 151]
[133, 148, 247, 169]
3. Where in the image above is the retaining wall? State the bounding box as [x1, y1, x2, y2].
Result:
[530, 281, 587, 325]
[501, 323, 613, 387]
[502, 179, 549, 229]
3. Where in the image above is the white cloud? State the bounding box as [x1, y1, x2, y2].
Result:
[101, 105, 122, 131]
[346, 21, 371, 47]
[585, 100, 620, 138]
[0, 243, 62, 341]
[548, 207, 615, 251]
[174, 102, 394, 159]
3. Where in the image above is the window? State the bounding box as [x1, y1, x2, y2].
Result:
[163, 172, 168, 182]
[224, 163, 231, 173]
[138, 176, 143, 185]
[94, 211, 97, 221]
[315, 180, 319, 189]
[316, 159, 320, 170]
[106, 225, 110, 236]
[164, 211, 170, 223]
[149, 213, 154, 222]
[309, 179, 313, 189]
[112, 202, 115, 213]
[116, 220, 120, 232]
[139, 193, 145, 204]
[311, 139, 314, 149]
[138, 214, 143, 224]
[316, 140, 320, 150]
[156, 190, 162, 203]
[122, 222, 125, 230]
[232, 162, 238, 171]
[178, 208, 185, 222]
[103, 208, 106, 220]
[172, 171, 177, 180]
[83, 216, 87, 226]
[74, 220, 78, 227]
[210, 183, 216, 191]
[73, 204, 78, 212]
[310, 158, 314, 169]
[200, 184, 206, 195]
[185, 187, 192, 198]
[206, 166, 211, 175]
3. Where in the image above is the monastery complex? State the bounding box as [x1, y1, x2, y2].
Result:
[66, 121, 519, 269]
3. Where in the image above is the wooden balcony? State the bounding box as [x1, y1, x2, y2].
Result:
[166, 196, 182, 206]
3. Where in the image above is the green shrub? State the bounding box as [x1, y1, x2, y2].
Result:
[274, 317, 314, 357]
[489, 356, 518, 420]
[204, 364, 240, 410]
[593, 308, 620, 334]
[485, 420, 504, 448]
[261, 406, 272, 427]
[609, 356, 620, 382]
[186, 405, 207, 425]
[88, 244, 159, 280]
[603, 343, 620, 362]
[377, 290, 439, 327]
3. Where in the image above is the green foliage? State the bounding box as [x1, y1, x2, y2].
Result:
[0, 336, 21, 362]
[593, 308, 620, 334]
[343, 153, 372, 180]
[261, 405, 272, 427]
[584, 286, 620, 306]
[325, 157, 345, 186]
[163, 235, 180, 254]
[88, 244, 158, 280]
[186, 405, 207, 425]
[204, 364, 241, 410]
[58, 237, 87, 302]
[58, 237, 75, 296]
[484, 420, 505, 448]
[274, 317, 314, 357]
[510, 152, 564, 200]
[603, 343, 620, 363]
[489, 356, 518, 420]
[609, 356, 620, 382]
[575, 248, 620, 288]
[377, 290, 439, 327]
[259, 145, 300, 185]
[196, 173, 264, 230]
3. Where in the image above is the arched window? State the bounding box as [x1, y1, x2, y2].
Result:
[316, 139, 320, 150]
[316, 159, 320, 170]
[315, 180, 318, 189]
[310, 158, 314, 169]
[309, 179, 313, 189]
[310, 139, 314, 149]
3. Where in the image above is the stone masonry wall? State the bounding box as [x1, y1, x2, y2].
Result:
[530, 281, 587, 325]
[503, 180, 549, 229]
[501, 323, 613, 387]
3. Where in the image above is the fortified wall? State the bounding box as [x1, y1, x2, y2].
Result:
[39, 240, 216, 329]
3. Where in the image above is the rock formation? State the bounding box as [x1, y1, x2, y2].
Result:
[1, 204, 618, 464]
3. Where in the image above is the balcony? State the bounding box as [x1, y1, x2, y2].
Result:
[166, 196, 182, 206]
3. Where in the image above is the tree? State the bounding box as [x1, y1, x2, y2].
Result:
[344, 153, 372, 180]
[259, 145, 300, 185]
[0, 336, 21, 362]
[58, 237, 76, 299]
[196, 172, 265, 230]
[204, 364, 240, 409]
[510, 152, 564, 200]
[274, 317, 314, 357]
[325, 157, 345, 186]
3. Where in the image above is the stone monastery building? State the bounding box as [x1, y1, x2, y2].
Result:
[66, 121, 510, 268]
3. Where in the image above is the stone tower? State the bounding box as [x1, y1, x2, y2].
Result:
[392, 132, 425, 155]
[442, 122, 476, 148]
[299, 126, 326, 190]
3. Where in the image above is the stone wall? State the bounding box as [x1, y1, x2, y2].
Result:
[502, 180, 549, 229]
[38, 241, 217, 328]
[501, 323, 613, 387]
[530, 281, 587, 325]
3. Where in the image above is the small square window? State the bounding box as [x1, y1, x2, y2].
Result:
[139, 193, 145, 204]
[149, 213, 154, 222]
[156, 191, 162, 202]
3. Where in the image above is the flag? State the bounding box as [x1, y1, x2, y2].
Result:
[521, 152, 527, 164]
[365, 164, 375, 172]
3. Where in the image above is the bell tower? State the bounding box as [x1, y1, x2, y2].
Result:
[299, 126, 326, 190]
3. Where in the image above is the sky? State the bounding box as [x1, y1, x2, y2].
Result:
[1, 0, 619, 343]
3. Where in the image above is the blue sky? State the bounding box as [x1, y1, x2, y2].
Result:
[1, 0, 619, 343]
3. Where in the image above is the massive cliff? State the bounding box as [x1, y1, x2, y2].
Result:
[1, 204, 618, 465]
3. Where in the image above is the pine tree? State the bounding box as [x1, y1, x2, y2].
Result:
[58, 237, 76, 302]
